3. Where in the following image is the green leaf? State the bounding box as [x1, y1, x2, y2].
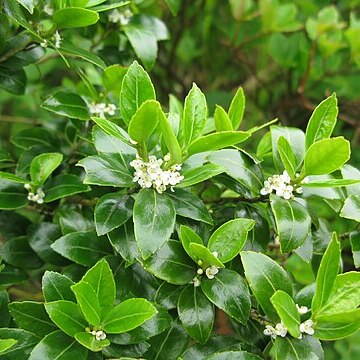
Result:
[164, 0, 182, 15]
[166, 188, 213, 225]
[143, 239, 196, 285]
[274, 336, 323, 360]
[316, 308, 360, 323]
[341, 164, 360, 197]
[271, 196, 311, 253]
[0, 190, 28, 210]
[0, 236, 43, 269]
[133, 189, 176, 259]
[305, 93, 338, 150]
[95, 193, 134, 236]
[30, 153, 63, 186]
[228, 87, 245, 130]
[312, 233, 340, 314]
[313, 320, 360, 341]
[51, 230, 113, 267]
[0, 69, 26, 95]
[187, 131, 250, 156]
[42, 271, 76, 303]
[74, 332, 110, 352]
[158, 108, 182, 164]
[179, 225, 203, 262]
[271, 126, 305, 173]
[44, 174, 91, 203]
[189, 243, 224, 269]
[29, 330, 88, 360]
[82, 259, 116, 317]
[270, 291, 301, 338]
[53, 7, 99, 28]
[0, 328, 38, 359]
[179, 83, 207, 149]
[304, 137, 351, 176]
[0, 339, 17, 353]
[0, 172, 26, 184]
[207, 219, 255, 263]
[277, 136, 296, 178]
[45, 301, 88, 337]
[214, 105, 233, 131]
[340, 195, 360, 221]
[71, 282, 101, 326]
[303, 179, 360, 188]
[128, 100, 160, 143]
[41, 92, 90, 120]
[120, 61, 156, 125]
[124, 23, 158, 71]
[9, 301, 57, 337]
[77, 154, 133, 187]
[178, 285, 214, 343]
[350, 232, 360, 268]
[201, 269, 251, 324]
[177, 163, 225, 188]
[207, 351, 262, 360]
[103, 298, 157, 333]
[241, 251, 293, 321]
[103, 65, 127, 93]
[28, 223, 68, 265]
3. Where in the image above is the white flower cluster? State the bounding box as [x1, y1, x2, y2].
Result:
[263, 304, 314, 340]
[90, 329, 106, 341]
[40, 31, 61, 49]
[108, 9, 133, 25]
[260, 171, 309, 200]
[24, 184, 45, 204]
[89, 103, 116, 118]
[44, 3, 54, 16]
[192, 252, 220, 287]
[129, 154, 184, 194]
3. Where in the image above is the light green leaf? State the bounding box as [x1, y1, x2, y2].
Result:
[340, 195, 360, 221]
[74, 332, 110, 352]
[303, 179, 360, 188]
[214, 105, 233, 131]
[53, 7, 99, 28]
[30, 153, 63, 186]
[277, 136, 296, 178]
[0, 172, 26, 184]
[179, 225, 204, 262]
[305, 93, 338, 150]
[304, 137, 351, 176]
[0, 339, 17, 353]
[228, 87, 245, 130]
[189, 243, 224, 269]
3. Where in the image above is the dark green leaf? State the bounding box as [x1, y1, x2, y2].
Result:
[178, 285, 214, 343]
[274, 336, 322, 360]
[201, 269, 251, 324]
[0, 69, 26, 95]
[134, 189, 176, 259]
[207, 351, 262, 360]
[241, 251, 293, 321]
[0, 172, 26, 184]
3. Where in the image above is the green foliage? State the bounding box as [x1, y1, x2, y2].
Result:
[1, 1, 360, 359]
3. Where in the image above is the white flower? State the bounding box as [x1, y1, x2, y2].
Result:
[95, 330, 106, 341]
[193, 277, 201, 287]
[54, 31, 61, 48]
[130, 139, 138, 145]
[205, 265, 219, 279]
[164, 153, 171, 162]
[27, 192, 35, 201]
[275, 322, 288, 337]
[108, 9, 133, 25]
[197, 268, 203, 275]
[40, 39, 48, 48]
[105, 104, 116, 115]
[44, 4, 54, 15]
[263, 325, 277, 339]
[27, 188, 45, 204]
[299, 319, 314, 335]
[296, 304, 309, 315]
[89, 102, 115, 118]
[24, 183, 31, 190]
[212, 251, 219, 258]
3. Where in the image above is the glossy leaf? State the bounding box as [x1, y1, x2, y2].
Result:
[207, 351, 262, 360]
[74, 332, 110, 352]
[29, 330, 88, 360]
[201, 269, 251, 324]
[271, 196, 311, 253]
[178, 285, 214, 343]
[189, 243, 224, 268]
[179, 225, 203, 262]
[133, 189, 176, 259]
[277, 136, 296, 178]
[207, 219, 255, 263]
[304, 137, 350, 176]
[187, 131, 250, 156]
[120, 61, 156, 125]
[0, 339, 17, 353]
[30, 153, 63, 186]
[241, 251, 293, 321]
[303, 179, 360, 187]
[95, 193, 133, 236]
[0, 172, 26, 184]
[167, 188, 213, 224]
[51, 230, 113, 267]
[270, 291, 301, 338]
[228, 87, 245, 130]
[143, 239, 196, 285]
[41, 92, 90, 120]
[71, 282, 101, 326]
[214, 105, 233, 132]
[42, 271, 76, 302]
[340, 195, 360, 221]
[313, 320, 360, 341]
[179, 83, 207, 148]
[82, 259, 116, 317]
[312, 233, 340, 314]
[9, 301, 57, 337]
[305, 93, 338, 150]
[53, 7, 99, 28]
[45, 300, 87, 337]
[274, 336, 322, 360]
[103, 298, 157, 333]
